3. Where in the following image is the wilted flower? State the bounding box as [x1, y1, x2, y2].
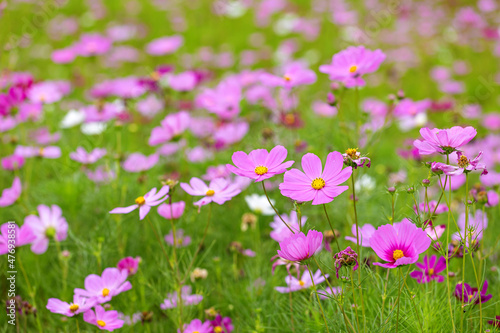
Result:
[333, 246, 359, 278]
[342, 148, 371, 169]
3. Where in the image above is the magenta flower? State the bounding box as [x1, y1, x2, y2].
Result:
[277, 230, 323, 262]
[226, 145, 294, 182]
[148, 111, 190, 146]
[275, 269, 327, 293]
[74, 267, 132, 303]
[122, 153, 159, 173]
[109, 186, 169, 220]
[46, 295, 96, 317]
[319, 46, 386, 88]
[83, 305, 125, 331]
[333, 246, 359, 278]
[209, 315, 234, 333]
[117, 256, 141, 276]
[158, 201, 186, 220]
[0, 222, 35, 255]
[370, 220, 431, 268]
[454, 281, 492, 304]
[270, 211, 306, 243]
[259, 62, 317, 89]
[413, 126, 477, 155]
[345, 223, 375, 247]
[160, 286, 203, 309]
[164, 229, 191, 247]
[74, 34, 112, 56]
[70, 147, 107, 164]
[180, 319, 211, 333]
[146, 35, 183, 55]
[409, 255, 446, 284]
[24, 204, 68, 254]
[279, 151, 352, 205]
[1, 154, 25, 170]
[180, 177, 241, 207]
[14, 145, 61, 159]
[0, 177, 22, 207]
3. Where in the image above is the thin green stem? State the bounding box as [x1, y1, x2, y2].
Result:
[262, 181, 294, 233]
[322, 204, 341, 252]
[307, 264, 330, 333]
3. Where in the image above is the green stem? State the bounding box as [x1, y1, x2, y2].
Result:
[262, 181, 294, 233]
[307, 264, 330, 333]
[322, 204, 341, 252]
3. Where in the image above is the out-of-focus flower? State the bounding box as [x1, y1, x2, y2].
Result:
[0, 177, 22, 207]
[270, 211, 306, 242]
[409, 255, 446, 284]
[46, 295, 96, 317]
[149, 111, 190, 146]
[454, 281, 492, 304]
[244, 194, 275, 215]
[259, 62, 316, 89]
[190, 267, 208, 282]
[24, 204, 68, 254]
[180, 319, 211, 333]
[146, 35, 184, 56]
[1, 155, 25, 171]
[117, 256, 141, 276]
[122, 153, 159, 173]
[74, 268, 132, 303]
[160, 286, 202, 309]
[275, 269, 326, 293]
[165, 229, 191, 247]
[345, 223, 375, 247]
[158, 201, 186, 220]
[0, 222, 35, 254]
[70, 147, 107, 164]
[83, 305, 125, 331]
[74, 34, 112, 56]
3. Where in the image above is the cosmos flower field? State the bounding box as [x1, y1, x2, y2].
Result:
[1, 0, 500, 332]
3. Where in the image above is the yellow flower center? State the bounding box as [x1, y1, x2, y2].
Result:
[193, 331, 200, 333]
[254, 166, 268, 175]
[97, 320, 106, 327]
[151, 71, 160, 81]
[345, 148, 358, 159]
[177, 238, 184, 245]
[299, 280, 305, 286]
[206, 189, 215, 196]
[284, 113, 296, 125]
[39, 147, 45, 156]
[135, 196, 146, 205]
[458, 155, 469, 168]
[393, 249, 404, 261]
[214, 326, 223, 333]
[69, 304, 79, 312]
[102, 288, 110, 297]
[283, 74, 292, 81]
[311, 178, 326, 190]
[428, 268, 434, 275]
[349, 65, 358, 73]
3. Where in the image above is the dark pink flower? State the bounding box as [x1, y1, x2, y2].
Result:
[117, 256, 141, 276]
[410, 255, 446, 284]
[277, 230, 323, 262]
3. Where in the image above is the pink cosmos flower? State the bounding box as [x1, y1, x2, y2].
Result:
[168, 72, 197, 91]
[270, 211, 306, 243]
[226, 145, 294, 182]
[29, 128, 61, 145]
[83, 305, 125, 331]
[370, 220, 431, 268]
[345, 223, 376, 247]
[137, 94, 163, 118]
[319, 286, 342, 300]
[409, 255, 446, 284]
[122, 153, 159, 173]
[424, 221, 446, 241]
[209, 314, 234, 333]
[180, 177, 241, 207]
[51, 48, 76, 64]
[432, 151, 487, 176]
[75, 267, 132, 303]
[14, 145, 61, 159]
[275, 269, 326, 293]
[27, 82, 65, 104]
[46, 295, 96, 317]
[148, 111, 190, 146]
[24, 204, 68, 254]
[415, 201, 448, 215]
[164, 229, 191, 247]
[259, 62, 317, 89]
[279, 151, 352, 205]
[180, 319, 211, 333]
[277, 230, 323, 262]
[213, 121, 249, 149]
[454, 281, 492, 304]
[0, 177, 22, 207]
[109, 186, 169, 220]
[160, 286, 203, 309]
[452, 209, 487, 245]
[117, 256, 141, 276]
[196, 77, 242, 120]
[319, 46, 386, 88]
[70, 147, 107, 164]
[86, 166, 116, 184]
[146, 35, 183, 55]
[413, 126, 477, 155]
[74, 34, 112, 56]
[0, 222, 35, 254]
[158, 201, 185, 220]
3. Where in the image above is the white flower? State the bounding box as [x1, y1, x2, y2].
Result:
[60, 109, 85, 128]
[245, 194, 275, 216]
[355, 174, 376, 192]
[81, 122, 107, 135]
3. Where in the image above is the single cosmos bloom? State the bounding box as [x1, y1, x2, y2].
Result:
[180, 177, 241, 207]
[277, 229, 323, 262]
[83, 305, 125, 331]
[409, 255, 446, 284]
[46, 295, 97, 317]
[74, 267, 132, 304]
[109, 186, 169, 220]
[413, 126, 477, 155]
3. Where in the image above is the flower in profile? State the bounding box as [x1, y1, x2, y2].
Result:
[117, 256, 141, 276]
[0, 222, 35, 255]
[74, 34, 112, 56]
[209, 315, 234, 333]
[342, 148, 371, 169]
[452, 209, 487, 245]
[122, 153, 159, 173]
[270, 255, 301, 276]
[333, 246, 359, 278]
[277, 230, 322, 262]
[0, 177, 22, 207]
[275, 269, 327, 293]
[24, 204, 68, 254]
[146, 35, 183, 56]
[148, 111, 190, 146]
[245, 194, 275, 215]
[319, 46, 386, 88]
[1, 154, 25, 171]
[279, 151, 352, 205]
[158, 201, 186, 220]
[70, 147, 107, 164]
[270, 211, 306, 242]
[454, 281, 492, 304]
[409, 255, 446, 284]
[46, 295, 96, 317]
[345, 224, 375, 247]
[74, 268, 132, 303]
[180, 178, 241, 207]
[319, 286, 342, 300]
[160, 286, 203, 309]
[164, 229, 191, 247]
[109, 186, 169, 220]
[415, 201, 448, 215]
[226, 145, 294, 182]
[83, 305, 124, 331]
[259, 62, 317, 89]
[370, 220, 431, 268]
[14, 145, 61, 159]
[413, 126, 477, 155]
[180, 318, 211, 333]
